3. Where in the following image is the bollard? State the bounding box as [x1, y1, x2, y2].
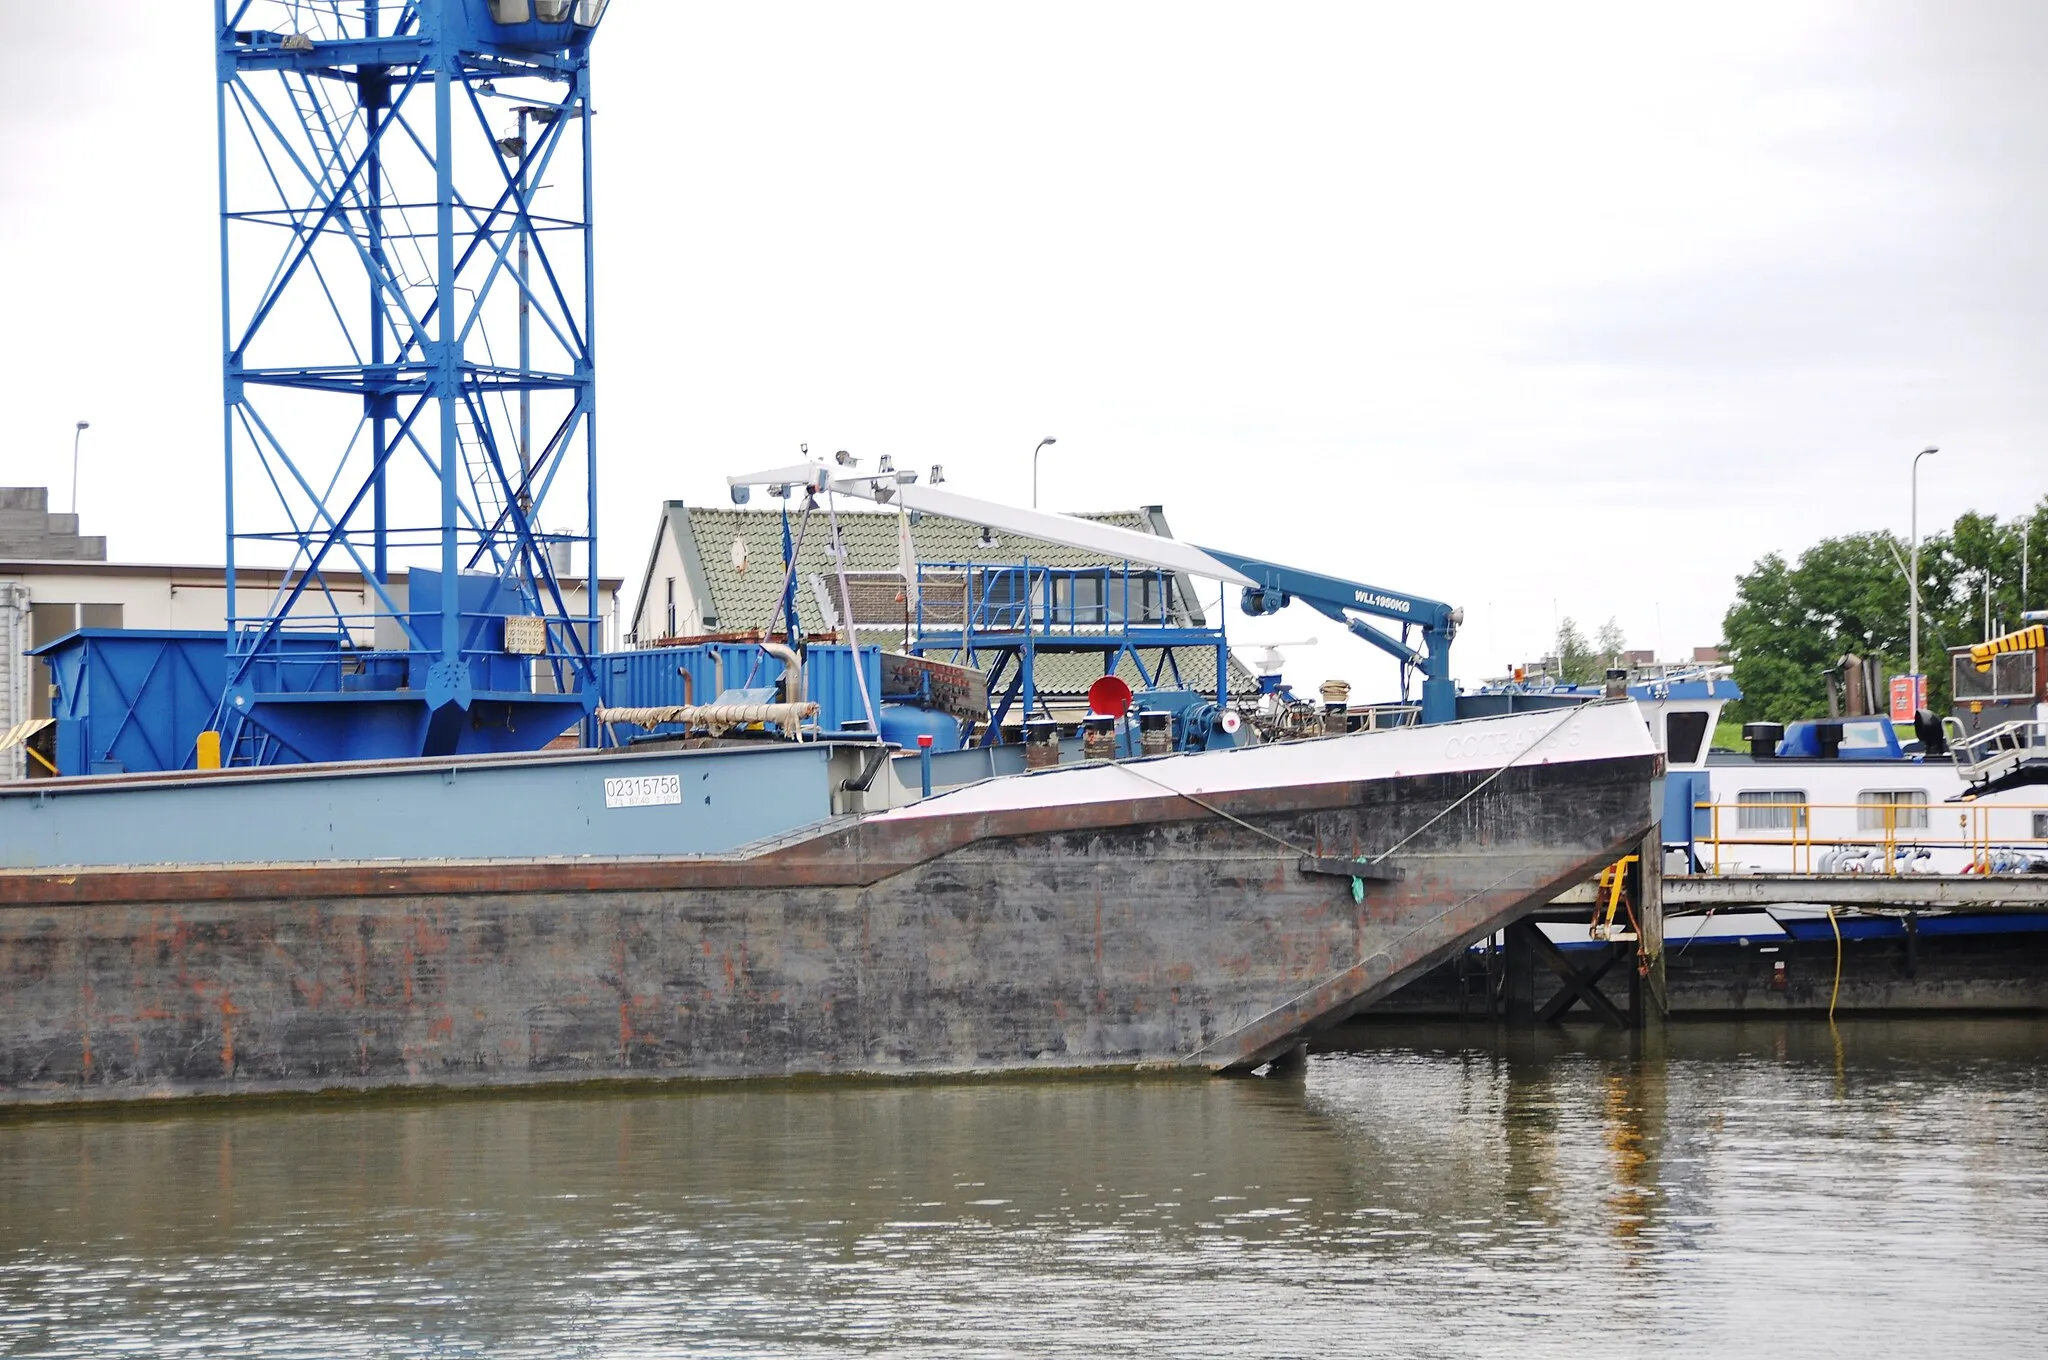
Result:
[917, 733, 934, 798]
[1023, 718, 1061, 769]
[1138, 710, 1173, 758]
[1082, 714, 1117, 762]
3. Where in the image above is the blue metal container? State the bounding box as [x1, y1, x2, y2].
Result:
[805, 645, 883, 735]
[33, 631, 229, 775]
[33, 630, 358, 775]
[599, 644, 785, 713]
[595, 643, 883, 738]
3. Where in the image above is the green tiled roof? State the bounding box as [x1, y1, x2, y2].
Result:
[672, 501, 1256, 698]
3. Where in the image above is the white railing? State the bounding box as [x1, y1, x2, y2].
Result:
[1945, 717, 2048, 785]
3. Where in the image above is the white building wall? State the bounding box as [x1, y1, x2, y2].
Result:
[631, 527, 701, 643]
[0, 581, 26, 781]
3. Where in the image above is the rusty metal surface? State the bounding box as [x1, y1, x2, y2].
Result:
[0, 754, 1657, 1104]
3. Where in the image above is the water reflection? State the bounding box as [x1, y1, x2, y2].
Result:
[3, 1018, 2046, 1358]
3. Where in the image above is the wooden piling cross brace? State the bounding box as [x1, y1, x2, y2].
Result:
[1522, 925, 1634, 1028]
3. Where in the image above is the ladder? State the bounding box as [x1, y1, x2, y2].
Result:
[458, 398, 509, 550]
[1452, 945, 1499, 1019]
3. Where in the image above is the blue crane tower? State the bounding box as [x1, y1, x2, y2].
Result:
[213, 0, 611, 764]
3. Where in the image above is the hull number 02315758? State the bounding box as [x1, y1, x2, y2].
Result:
[604, 774, 683, 808]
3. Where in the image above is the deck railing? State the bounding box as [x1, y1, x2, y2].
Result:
[1945, 717, 2048, 785]
[1692, 800, 2048, 875]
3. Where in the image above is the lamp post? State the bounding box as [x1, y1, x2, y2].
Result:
[69, 421, 89, 516]
[1031, 436, 1057, 509]
[1909, 445, 1938, 696]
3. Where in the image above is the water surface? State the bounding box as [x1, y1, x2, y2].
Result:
[4, 1018, 2044, 1358]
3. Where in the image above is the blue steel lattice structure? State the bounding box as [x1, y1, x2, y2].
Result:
[214, 0, 610, 764]
[906, 559, 1233, 743]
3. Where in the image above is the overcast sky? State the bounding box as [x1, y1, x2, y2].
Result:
[4, 2, 2044, 694]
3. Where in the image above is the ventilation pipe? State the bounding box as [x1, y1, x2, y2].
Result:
[760, 640, 805, 708]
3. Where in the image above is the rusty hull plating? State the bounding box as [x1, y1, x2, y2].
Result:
[0, 743, 1659, 1105]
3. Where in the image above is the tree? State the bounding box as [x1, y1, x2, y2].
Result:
[1596, 618, 1627, 670]
[1554, 616, 1599, 685]
[1721, 497, 2048, 724]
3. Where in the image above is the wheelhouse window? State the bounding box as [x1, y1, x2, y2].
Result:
[491, 0, 532, 20]
[1664, 710, 1709, 765]
[1737, 790, 1807, 832]
[1857, 790, 1929, 831]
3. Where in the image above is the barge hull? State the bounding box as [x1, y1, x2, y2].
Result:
[0, 741, 1658, 1104]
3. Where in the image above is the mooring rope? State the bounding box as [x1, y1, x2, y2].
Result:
[1363, 703, 1588, 866]
[1107, 701, 1592, 871]
[1107, 760, 1320, 860]
[1827, 906, 1844, 1021]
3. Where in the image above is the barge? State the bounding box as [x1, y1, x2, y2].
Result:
[0, 10, 1674, 1106]
[0, 701, 1659, 1104]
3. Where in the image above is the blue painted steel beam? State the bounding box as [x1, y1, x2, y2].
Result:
[215, 1, 608, 764]
[1198, 546, 1461, 724]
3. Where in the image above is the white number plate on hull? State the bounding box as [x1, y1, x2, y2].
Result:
[604, 774, 682, 808]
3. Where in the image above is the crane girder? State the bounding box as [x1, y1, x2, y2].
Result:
[1196, 546, 1461, 724]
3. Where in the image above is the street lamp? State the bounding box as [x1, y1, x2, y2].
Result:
[1031, 437, 1057, 509]
[1909, 445, 1938, 695]
[70, 421, 89, 516]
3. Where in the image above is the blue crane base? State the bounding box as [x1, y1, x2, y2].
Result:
[228, 691, 594, 765]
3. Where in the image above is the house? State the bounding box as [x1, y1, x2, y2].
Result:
[627, 498, 1256, 709]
